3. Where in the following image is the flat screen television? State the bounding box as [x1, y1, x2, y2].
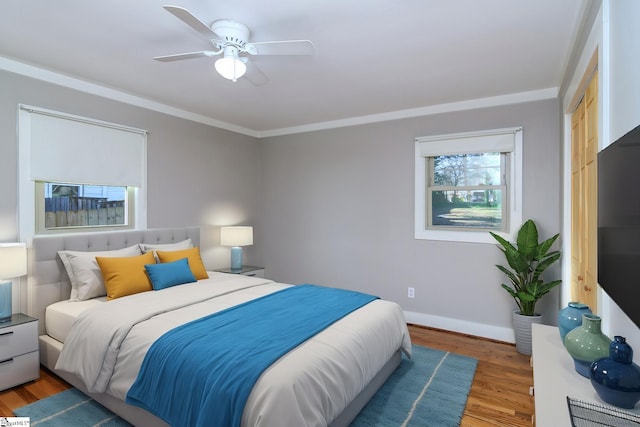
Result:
[598, 124, 640, 329]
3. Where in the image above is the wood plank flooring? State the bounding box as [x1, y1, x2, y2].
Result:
[0, 324, 534, 426]
[409, 325, 534, 426]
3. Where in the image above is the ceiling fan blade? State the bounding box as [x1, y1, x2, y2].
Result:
[243, 59, 269, 86]
[153, 51, 217, 62]
[163, 5, 218, 39]
[246, 40, 314, 56]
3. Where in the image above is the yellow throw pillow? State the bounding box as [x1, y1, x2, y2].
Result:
[156, 247, 209, 280]
[96, 252, 155, 300]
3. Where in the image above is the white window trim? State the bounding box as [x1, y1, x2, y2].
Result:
[18, 104, 148, 241]
[414, 127, 523, 244]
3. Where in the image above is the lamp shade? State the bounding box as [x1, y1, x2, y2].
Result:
[220, 226, 253, 247]
[0, 243, 27, 279]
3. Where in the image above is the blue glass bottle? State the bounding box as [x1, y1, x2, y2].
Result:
[590, 336, 640, 409]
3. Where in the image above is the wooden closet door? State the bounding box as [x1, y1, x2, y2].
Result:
[571, 96, 586, 305]
[570, 71, 598, 311]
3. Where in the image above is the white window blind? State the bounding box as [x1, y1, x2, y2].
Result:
[416, 128, 517, 157]
[24, 107, 146, 187]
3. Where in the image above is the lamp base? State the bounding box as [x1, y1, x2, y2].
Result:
[230, 247, 243, 271]
[0, 281, 12, 322]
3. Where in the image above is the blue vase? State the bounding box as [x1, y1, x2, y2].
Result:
[558, 302, 591, 343]
[590, 336, 640, 409]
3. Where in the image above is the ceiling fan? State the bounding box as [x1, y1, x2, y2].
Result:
[154, 5, 315, 85]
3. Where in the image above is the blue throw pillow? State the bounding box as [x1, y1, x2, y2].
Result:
[145, 258, 197, 290]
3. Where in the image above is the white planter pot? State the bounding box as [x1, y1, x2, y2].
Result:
[512, 311, 543, 355]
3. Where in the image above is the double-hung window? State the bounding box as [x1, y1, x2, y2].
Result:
[415, 127, 522, 243]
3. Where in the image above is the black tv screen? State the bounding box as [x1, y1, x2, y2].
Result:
[598, 124, 640, 329]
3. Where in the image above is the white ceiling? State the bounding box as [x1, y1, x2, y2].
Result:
[0, 1, 588, 136]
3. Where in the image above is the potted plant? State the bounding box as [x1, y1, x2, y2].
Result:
[490, 219, 562, 355]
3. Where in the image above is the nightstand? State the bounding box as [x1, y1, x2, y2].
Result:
[215, 265, 265, 278]
[0, 314, 39, 391]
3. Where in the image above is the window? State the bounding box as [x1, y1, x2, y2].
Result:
[18, 105, 147, 237]
[429, 152, 506, 230]
[415, 127, 522, 243]
[36, 182, 133, 231]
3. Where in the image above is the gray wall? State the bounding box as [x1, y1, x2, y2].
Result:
[0, 69, 262, 269]
[0, 67, 563, 341]
[259, 99, 562, 340]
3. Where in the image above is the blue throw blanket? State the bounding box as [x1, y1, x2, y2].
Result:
[126, 284, 378, 427]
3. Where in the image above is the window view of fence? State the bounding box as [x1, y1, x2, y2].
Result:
[44, 183, 127, 229]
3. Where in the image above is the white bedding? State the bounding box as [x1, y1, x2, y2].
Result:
[45, 298, 106, 343]
[55, 273, 412, 427]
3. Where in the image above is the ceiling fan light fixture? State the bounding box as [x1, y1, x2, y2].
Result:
[215, 56, 247, 82]
[157, 7, 314, 85]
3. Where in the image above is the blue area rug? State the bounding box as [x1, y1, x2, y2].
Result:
[14, 345, 477, 427]
[14, 387, 131, 427]
[351, 345, 478, 426]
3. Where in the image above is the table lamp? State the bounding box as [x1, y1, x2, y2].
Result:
[0, 243, 27, 322]
[220, 226, 253, 272]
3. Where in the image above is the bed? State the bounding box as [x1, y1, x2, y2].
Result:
[29, 227, 412, 427]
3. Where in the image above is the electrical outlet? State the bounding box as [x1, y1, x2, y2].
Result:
[408, 287, 415, 299]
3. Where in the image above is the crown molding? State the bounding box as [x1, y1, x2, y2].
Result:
[0, 56, 260, 138]
[2, 56, 558, 139]
[257, 88, 559, 138]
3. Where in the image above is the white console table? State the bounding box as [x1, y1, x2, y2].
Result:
[532, 323, 640, 426]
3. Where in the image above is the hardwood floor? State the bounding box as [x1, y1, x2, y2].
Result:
[0, 366, 70, 417]
[410, 325, 534, 426]
[0, 324, 534, 426]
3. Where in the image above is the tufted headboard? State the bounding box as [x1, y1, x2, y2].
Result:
[28, 227, 200, 335]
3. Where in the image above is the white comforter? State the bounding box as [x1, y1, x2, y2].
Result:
[56, 273, 412, 426]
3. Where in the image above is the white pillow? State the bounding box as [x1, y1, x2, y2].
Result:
[58, 245, 142, 301]
[139, 239, 193, 257]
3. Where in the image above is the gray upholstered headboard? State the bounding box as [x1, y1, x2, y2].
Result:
[28, 227, 200, 335]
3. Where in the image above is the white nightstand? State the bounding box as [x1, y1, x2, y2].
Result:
[215, 265, 265, 278]
[0, 314, 39, 391]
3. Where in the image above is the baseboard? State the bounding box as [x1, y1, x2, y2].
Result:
[404, 310, 515, 344]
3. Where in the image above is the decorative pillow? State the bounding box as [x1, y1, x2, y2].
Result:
[58, 245, 142, 301]
[139, 239, 193, 256]
[156, 247, 209, 280]
[96, 252, 155, 300]
[144, 258, 197, 290]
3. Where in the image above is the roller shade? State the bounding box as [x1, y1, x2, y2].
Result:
[416, 127, 521, 157]
[26, 108, 146, 187]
